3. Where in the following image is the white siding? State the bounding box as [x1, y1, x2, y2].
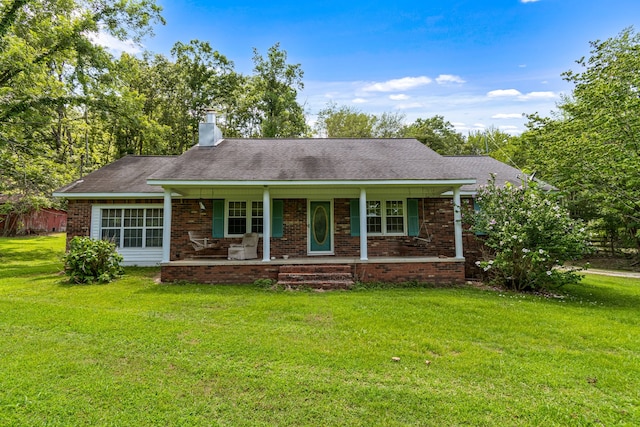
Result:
[90, 204, 164, 266]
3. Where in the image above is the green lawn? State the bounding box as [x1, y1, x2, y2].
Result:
[1, 234, 638, 426]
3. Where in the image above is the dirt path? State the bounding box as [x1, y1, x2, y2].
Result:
[584, 269, 640, 280]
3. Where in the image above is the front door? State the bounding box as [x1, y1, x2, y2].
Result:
[309, 201, 332, 254]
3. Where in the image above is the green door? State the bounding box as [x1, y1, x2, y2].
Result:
[309, 201, 332, 253]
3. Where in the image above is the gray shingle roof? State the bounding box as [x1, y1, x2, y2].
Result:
[54, 156, 176, 195]
[444, 155, 555, 192]
[148, 138, 475, 181]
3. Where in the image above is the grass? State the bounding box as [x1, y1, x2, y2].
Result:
[0, 234, 638, 426]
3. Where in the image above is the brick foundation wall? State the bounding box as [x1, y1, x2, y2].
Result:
[354, 261, 465, 284]
[161, 260, 465, 284]
[161, 263, 281, 284]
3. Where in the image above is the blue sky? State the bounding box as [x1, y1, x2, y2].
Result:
[99, 0, 640, 135]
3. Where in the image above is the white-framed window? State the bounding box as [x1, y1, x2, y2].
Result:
[227, 200, 263, 236]
[366, 200, 405, 235]
[100, 208, 163, 248]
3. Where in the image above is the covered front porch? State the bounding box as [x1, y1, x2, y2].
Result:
[157, 181, 470, 285]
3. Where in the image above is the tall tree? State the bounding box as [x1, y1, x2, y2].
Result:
[401, 115, 465, 154]
[522, 27, 640, 251]
[250, 43, 308, 137]
[0, 0, 164, 199]
[315, 103, 405, 138]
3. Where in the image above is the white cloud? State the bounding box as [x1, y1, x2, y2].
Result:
[436, 74, 466, 85]
[487, 89, 523, 98]
[473, 123, 486, 128]
[87, 31, 142, 54]
[487, 89, 558, 101]
[521, 0, 540, 3]
[492, 113, 524, 119]
[522, 91, 557, 99]
[395, 102, 424, 110]
[362, 76, 432, 92]
[389, 94, 410, 101]
[352, 98, 368, 104]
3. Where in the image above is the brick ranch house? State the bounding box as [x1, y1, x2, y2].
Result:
[54, 117, 531, 287]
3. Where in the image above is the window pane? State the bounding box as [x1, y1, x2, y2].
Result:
[386, 200, 404, 233]
[228, 201, 246, 217]
[387, 216, 404, 233]
[367, 201, 382, 233]
[228, 202, 247, 235]
[101, 209, 121, 228]
[146, 228, 163, 247]
[101, 229, 120, 247]
[228, 218, 246, 235]
[123, 228, 143, 247]
[386, 200, 404, 216]
[251, 201, 263, 233]
[124, 209, 144, 227]
[145, 208, 163, 227]
[367, 217, 382, 233]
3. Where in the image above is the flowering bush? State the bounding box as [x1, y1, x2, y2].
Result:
[63, 237, 124, 284]
[469, 177, 591, 291]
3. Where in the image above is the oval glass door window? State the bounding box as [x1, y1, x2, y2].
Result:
[313, 205, 328, 245]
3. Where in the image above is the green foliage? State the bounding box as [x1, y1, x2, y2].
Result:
[471, 178, 591, 291]
[521, 28, 640, 253]
[401, 115, 466, 154]
[314, 103, 405, 138]
[63, 236, 123, 284]
[250, 43, 309, 137]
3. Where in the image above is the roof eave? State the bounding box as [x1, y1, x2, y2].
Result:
[52, 192, 166, 199]
[146, 179, 477, 187]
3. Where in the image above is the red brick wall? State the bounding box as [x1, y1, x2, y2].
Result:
[354, 261, 465, 284]
[66, 200, 92, 248]
[161, 260, 464, 284]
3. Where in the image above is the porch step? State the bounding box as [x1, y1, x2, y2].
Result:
[277, 265, 355, 290]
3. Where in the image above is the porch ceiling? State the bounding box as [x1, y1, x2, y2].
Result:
[165, 183, 460, 199]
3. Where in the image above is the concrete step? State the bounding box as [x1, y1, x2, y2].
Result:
[279, 264, 352, 274]
[277, 264, 355, 289]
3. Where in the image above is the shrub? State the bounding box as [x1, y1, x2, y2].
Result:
[469, 177, 591, 291]
[63, 237, 124, 284]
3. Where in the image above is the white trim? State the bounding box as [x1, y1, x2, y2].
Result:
[307, 199, 334, 255]
[359, 188, 368, 261]
[225, 199, 264, 237]
[88, 203, 166, 265]
[147, 179, 476, 187]
[53, 192, 165, 199]
[365, 199, 407, 236]
[262, 187, 271, 262]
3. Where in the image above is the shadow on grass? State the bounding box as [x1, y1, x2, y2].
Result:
[562, 279, 640, 309]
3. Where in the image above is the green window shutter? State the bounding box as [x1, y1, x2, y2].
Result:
[407, 199, 419, 237]
[350, 199, 360, 237]
[212, 199, 225, 238]
[473, 198, 487, 236]
[272, 199, 284, 238]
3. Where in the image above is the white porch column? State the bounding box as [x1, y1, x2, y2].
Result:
[359, 188, 368, 261]
[453, 187, 464, 259]
[262, 186, 271, 262]
[162, 189, 172, 263]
